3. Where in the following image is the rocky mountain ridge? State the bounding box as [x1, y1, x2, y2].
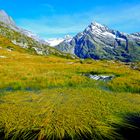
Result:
[56, 22, 140, 62]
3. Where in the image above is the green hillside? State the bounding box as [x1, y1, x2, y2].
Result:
[0, 22, 75, 59]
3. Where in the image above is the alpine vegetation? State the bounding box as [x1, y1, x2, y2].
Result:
[0, 4, 140, 140]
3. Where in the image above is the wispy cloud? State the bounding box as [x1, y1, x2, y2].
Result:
[16, 14, 89, 38]
[40, 3, 56, 13]
[16, 4, 140, 39]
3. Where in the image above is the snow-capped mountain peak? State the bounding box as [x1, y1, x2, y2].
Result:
[85, 21, 109, 33]
[91, 21, 106, 28]
[56, 21, 140, 62]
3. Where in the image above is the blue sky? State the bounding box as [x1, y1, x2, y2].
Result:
[0, 0, 140, 39]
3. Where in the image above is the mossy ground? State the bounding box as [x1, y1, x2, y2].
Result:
[0, 41, 140, 139]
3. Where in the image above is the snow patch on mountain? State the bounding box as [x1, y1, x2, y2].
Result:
[46, 35, 72, 47]
[46, 38, 64, 47]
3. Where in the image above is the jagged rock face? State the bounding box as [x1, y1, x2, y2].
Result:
[55, 36, 74, 54]
[56, 22, 140, 62]
[132, 32, 140, 37]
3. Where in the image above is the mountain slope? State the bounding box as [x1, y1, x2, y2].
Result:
[0, 10, 75, 58]
[56, 22, 140, 62]
[0, 10, 46, 43]
[0, 34, 31, 54]
[0, 10, 15, 26]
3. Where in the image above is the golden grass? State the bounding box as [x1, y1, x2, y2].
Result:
[0, 89, 140, 139]
[0, 44, 140, 139]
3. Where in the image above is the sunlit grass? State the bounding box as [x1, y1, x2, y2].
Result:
[0, 43, 140, 139]
[0, 89, 140, 139]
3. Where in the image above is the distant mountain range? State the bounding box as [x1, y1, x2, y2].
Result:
[0, 10, 140, 62]
[56, 22, 140, 62]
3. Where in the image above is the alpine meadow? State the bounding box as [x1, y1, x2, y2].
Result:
[0, 1, 140, 140]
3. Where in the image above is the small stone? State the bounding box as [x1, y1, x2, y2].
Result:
[0, 55, 7, 58]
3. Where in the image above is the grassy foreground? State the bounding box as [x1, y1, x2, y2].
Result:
[0, 44, 140, 139]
